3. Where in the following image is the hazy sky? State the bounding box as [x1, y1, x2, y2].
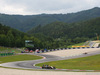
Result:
[0, 0, 100, 15]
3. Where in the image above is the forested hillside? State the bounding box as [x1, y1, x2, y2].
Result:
[0, 7, 100, 49]
[0, 23, 65, 49]
[1, 17, 100, 49]
[0, 7, 100, 32]
[28, 17, 100, 45]
[0, 23, 42, 48]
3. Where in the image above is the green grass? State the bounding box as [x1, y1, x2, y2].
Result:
[0, 54, 42, 64]
[36, 54, 100, 70]
[0, 46, 24, 53]
[67, 42, 85, 48]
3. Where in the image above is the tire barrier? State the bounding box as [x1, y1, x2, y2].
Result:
[0, 53, 14, 57]
[34, 47, 100, 54]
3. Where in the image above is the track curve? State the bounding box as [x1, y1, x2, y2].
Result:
[1, 48, 100, 70]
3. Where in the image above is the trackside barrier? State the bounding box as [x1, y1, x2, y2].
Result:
[35, 47, 100, 54]
[0, 53, 14, 57]
[50, 50, 52, 51]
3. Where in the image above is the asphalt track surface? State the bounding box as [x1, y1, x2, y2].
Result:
[1, 48, 100, 71]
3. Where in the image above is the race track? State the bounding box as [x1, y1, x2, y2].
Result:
[1, 48, 100, 70]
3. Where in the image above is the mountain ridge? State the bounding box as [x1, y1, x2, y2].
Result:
[0, 7, 100, 32]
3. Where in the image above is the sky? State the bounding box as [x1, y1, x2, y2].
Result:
[0, 0, 100, 15]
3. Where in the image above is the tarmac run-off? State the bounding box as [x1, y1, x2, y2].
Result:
[0, 41, 100, 75]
